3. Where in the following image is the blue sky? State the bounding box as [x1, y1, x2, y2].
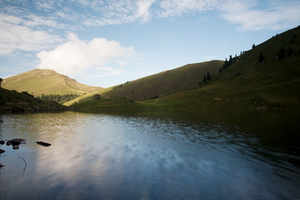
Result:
[1, 0, 300, 88]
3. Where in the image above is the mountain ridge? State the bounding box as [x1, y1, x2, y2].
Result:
[2, 26, 300, 110]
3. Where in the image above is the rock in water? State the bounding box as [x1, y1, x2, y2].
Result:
[0, 149, 5, 154]
[36, 141, 51, 147]
[11, 138, 26, 145]
[6, 138, 26, 146]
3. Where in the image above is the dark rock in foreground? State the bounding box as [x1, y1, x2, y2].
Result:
[6, 138, 26, 146]
[0, 149, 5, 154]
[36, 141, 51, 147]
[6, 140, 11, 146]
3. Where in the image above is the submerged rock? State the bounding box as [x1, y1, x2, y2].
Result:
[13, 145, 19, 150]
[36, 141, 51, 147]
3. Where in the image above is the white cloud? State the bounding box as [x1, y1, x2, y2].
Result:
[95, 67, 125, 78]
[37, 33, 135, 77]
[159, 0, 217, 17]
[2, 0, 300, 32]
[118, 60, 127, 68]
[76, 0, 156, 26]
[158, 0, 300, 30]
[0, 13, 62, 55]
[220, 0, 300, 30]
[135, 0, 156, 23]
[24, 15, 63, 28]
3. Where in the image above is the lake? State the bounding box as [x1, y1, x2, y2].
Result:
[0, 110, 300, 199]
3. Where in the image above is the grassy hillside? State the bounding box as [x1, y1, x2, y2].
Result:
[102, 60, 223, 101]
[0, 87, 66, 112]
[140, 26, 300, 109]
[70, 97, 143, 111]
[2, 69, 103, 97]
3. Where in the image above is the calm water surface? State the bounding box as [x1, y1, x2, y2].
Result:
[0, 110, 299, 199]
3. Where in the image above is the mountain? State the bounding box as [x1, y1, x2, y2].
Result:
[2, 26, 300, 110]
[2, 69, 103, 97]
[138, 26, 300, 109]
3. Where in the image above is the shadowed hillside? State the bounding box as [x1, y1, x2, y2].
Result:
[2, 69, 103, 97]
[0, 87, 66, 112]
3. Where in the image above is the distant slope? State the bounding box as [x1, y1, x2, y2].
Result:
[2, 69, 103, 97]
[103, 60, 223, 101]
[64, 87, 114, 106]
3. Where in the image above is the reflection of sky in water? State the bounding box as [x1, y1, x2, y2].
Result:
[0, 111, 300, 199]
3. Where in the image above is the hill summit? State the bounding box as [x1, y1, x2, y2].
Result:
[2, 69, 102, 97]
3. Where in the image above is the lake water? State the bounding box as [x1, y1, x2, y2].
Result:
[0, 110, 300, 199]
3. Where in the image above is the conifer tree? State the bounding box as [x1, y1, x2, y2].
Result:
[203, 74, 207, 84]
[258, 52, 264, 62]
[277, 46, 286, 59]
[223, 58, 229, 70]
[207, 72, 211, 81]
[229, 55, 233, 65]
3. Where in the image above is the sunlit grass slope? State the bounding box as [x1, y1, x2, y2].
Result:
[102, 60, 224, 101]
[63, 87, 114, 106]
[2, 69, 103, 97]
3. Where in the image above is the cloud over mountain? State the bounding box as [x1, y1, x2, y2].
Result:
[37, 33, 135, 77]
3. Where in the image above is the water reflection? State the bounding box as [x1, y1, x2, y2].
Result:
[0, 110, 300, 199]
